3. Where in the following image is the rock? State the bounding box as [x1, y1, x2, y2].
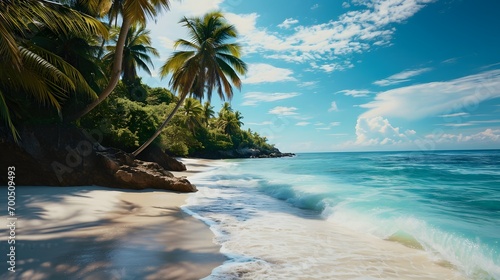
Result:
[192, 146, 295, 159]
[136, 145, 187, 171]
[108, 157, 196, 192]
[0, 139, 59, 185]
[0, 124, 197, 193]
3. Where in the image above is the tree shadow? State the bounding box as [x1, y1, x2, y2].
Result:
[0, 236, 225, 280]
[0, 186, 225, 280]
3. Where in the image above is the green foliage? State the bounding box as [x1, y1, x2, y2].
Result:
[146, 87, 176, 105]
[79, 81, 166, 151]
[78, 81, 275, 157]
[0, 5, 276, 156]
[161, 124, 202, 156]
[160, 11, 247, 100]
[0, 0, 108, 141]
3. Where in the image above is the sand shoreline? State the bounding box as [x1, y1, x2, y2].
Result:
[0, 159, 224, 280]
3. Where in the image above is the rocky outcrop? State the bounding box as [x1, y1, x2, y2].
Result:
[98, 149, 195, 192]
[0, 125, 196, 192]
[193, 147, 295, 159]
[254, 152, 295, 158]
[136, 145, 187, 171]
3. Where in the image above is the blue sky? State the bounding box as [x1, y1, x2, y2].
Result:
[142, 0, 500, 152]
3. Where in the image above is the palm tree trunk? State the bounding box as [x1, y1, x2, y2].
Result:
[68, 16, 132, 121]
[132, 93, 188, 157]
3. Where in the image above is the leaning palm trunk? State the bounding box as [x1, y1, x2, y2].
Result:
[133, 12, 247, 157]
[132, 93, 188, 157]
[68, 17, 132, 121]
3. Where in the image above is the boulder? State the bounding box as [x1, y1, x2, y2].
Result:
[136, 145, 187, 171]
[97, 149, 196, 192]
[0, 124, 197, 193]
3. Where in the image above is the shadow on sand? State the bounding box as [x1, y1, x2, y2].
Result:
[0, 186, 225, 280]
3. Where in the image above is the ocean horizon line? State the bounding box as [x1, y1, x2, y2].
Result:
[290, 148, 500, 155]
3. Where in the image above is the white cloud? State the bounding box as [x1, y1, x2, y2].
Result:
[158, 36, 175, 51]
[337, 89, 373, 97]
[373, 67, 432, 86]
[278, 18, 299, 29]
[328, 101, 339, 112]
[342, 2, 351, 8]
[480, 62, 500, 70]
[425, 129, 500, 144]
[148, 0, 225, 43]
[296, 122, 310, 126]
[355, 116, 415, 145]
[439, 112, 470, 118]
[299, 81, 318, 87]
[247, 121, 273, 126]
[225, 0, 435, 68]
[269, 106, 298, 116]
[311, 4, 320, 10]
[224, 12, 259, 38]
[361, 69, 500, 120]
[242, 92, 301, 106]
[441, 123, 473, 127]
[442, 58, 458, 64]
[316, 122, 341, 130]
[441, 119, 500, 127]
[243, 63, 296, 84]
[310, 62, 354, 73]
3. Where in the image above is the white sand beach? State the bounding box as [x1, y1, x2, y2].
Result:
[0, 159, 224, 280]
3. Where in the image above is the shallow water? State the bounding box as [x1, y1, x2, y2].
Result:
[183, 150, 500, 279]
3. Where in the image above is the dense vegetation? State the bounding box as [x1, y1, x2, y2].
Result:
[0, 1, 278, 158]
[80, 82, 275, 157]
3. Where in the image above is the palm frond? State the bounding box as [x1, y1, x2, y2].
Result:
[27, 44, 98, 99]
[0, 90, 20, 142]
[217, 52, 248, 75]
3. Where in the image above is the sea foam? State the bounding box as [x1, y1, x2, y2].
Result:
[182, 151, 500, 279]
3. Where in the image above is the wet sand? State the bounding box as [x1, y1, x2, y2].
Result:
[0, 159, 224, 280]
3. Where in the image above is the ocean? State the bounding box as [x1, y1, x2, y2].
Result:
[182, 150, 500, 279]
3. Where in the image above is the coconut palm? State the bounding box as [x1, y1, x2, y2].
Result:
[132, 11, 247, 156]
[103, 24, 159, 86]
[234, 111, 244, 127]
[180, 98, 203, 132]
[30, 28, 107, 94]
[201, 102, 215, 128]
[0, 0, 108, 141]
[220, 102, 233, 115]
[71, 0, 170, 120]
[216, 111, 240, 135]
[216, 109, 243, 135]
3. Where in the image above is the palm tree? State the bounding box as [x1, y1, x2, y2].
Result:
[220, 102, 233, 115]
[71, 0, 170, 121]
[180, 98, 203, 132]
[132, 11, 247, 156]
[30, 28, 107, 94]
[234, 111, 244, 127]
[202, 102, 215, 128]
[0, 0, 108, 141]
[217, 111, 241, 135]
[216, 109, 243, 135]
[103, 24, 159, 86]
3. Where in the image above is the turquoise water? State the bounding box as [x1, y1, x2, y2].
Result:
[183, 150, 500, 279]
